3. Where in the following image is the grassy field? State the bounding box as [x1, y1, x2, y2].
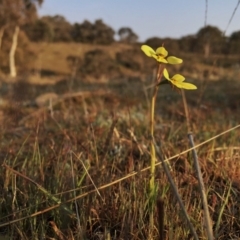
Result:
[0, 43, 240, 239]
[25, 42, 240, 83]
[27, 42, 133, 77]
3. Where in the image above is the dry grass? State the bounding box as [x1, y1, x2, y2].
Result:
[24, 42, 240, 86]
[0, 72, 240, 239]
[29, 42, 133, 76]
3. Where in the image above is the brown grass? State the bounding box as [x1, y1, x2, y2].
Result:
[24, 42, 240, 85]
[29, 42, 133, 75]
[0, 71, 239, 239]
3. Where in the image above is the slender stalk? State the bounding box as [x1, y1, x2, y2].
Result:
[153, 140, 199, 240]
[149, 85, 158, 193]
[181, 90, 191, 132]
[70, 151, 82, 238]
[188, 134, 214, 240]
[181, 90, 214, 240]
[157, 198, 164, 240]
[149, 65, 163, 190]
[214, 181, 232, 238]
[149, 64, 163, 231]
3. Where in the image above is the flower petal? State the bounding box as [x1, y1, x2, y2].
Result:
[141, 45, 156, 57]
[156, 47, 168, 57]
[167, 56, 183, 64]
[173, 81, 197, 90]
[163, 68, 170, 81]
[172, 74, 185, 82]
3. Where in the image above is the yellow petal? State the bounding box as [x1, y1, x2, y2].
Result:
[156, 47, 168, 57]
[163, 68, 170, 80]
[172, 74, 185, 82]
[167, 56, 183, 64]
[173, 81, 197, 90]
[141, 45, 156, 57]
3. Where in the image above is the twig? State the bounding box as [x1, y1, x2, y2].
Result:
[1, 125, 239, 228]
[204, 0, 208, 27]
[70, 151, 83, 237]
[214, 181, 232, 238]
[181, 90, 214, 240]
[157, 198, 164, 240]
[223, 0, 240, 36]
[153, 140, 199, 240]
[3, 163, 74, 216]
[188, 134, 214, 239]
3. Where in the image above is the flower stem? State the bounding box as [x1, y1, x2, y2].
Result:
[149, 64, 163, 231]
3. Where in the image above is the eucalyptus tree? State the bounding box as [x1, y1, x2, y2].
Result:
[195, 25, 223, 57]
[0, 0, 43, 77]
[228, 30, 240, 55]
[118, 27, 138, 43]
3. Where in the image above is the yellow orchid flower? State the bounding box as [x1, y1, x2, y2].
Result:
[163, 68, 197, 90]
[141, 45, 182, 64]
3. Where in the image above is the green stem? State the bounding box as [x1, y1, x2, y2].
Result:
[149, 64, 163, 231]
[149, 85, 158, 193]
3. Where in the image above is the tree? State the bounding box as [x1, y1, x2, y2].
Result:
[227, 30, 240, 55]
[195, 25, 223, 57]
[0, 0, 9, 50]
[145, 37, 179, 53]
[145, 37, 163, 49]
[79, 49, 120, 78]
[116, 48, 141, 70]
[0, 27, 36, 75]
[71, 19, 115, 45]
[71, 20, 93, 43]
[23, 18, 53, 42]
[93, 19, 115, 44]
[178, 35, 197, 53]
[0, 0, 43, 77]
[118, 27, 138, 43]
[40, 15, 72, 42]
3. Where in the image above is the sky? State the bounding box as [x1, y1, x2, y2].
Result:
[38, 1, 240, 42]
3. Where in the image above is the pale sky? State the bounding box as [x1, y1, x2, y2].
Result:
[38, 0, 240, 41]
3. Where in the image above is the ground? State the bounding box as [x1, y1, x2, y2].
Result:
[0, 42, 239, 239]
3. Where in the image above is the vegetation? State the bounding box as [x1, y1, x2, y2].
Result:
[0, 71, 240, 239]
[0, 4, 240, 240]
[0, 0, 43, 76]
[118, 27, 138, 43]
[1, 3, 240, 77]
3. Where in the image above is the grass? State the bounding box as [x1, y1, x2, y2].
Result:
[0, 72, 240, 239]
[29, 42, 133, 76]
[23, 42, 240, 84]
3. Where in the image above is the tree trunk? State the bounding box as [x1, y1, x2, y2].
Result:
[9, 25, 20, 78]
[204, 42, 210, 58]
[0, 26, 5, 50]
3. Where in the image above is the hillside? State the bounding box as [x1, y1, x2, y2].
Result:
[23, 42, 240, 85]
